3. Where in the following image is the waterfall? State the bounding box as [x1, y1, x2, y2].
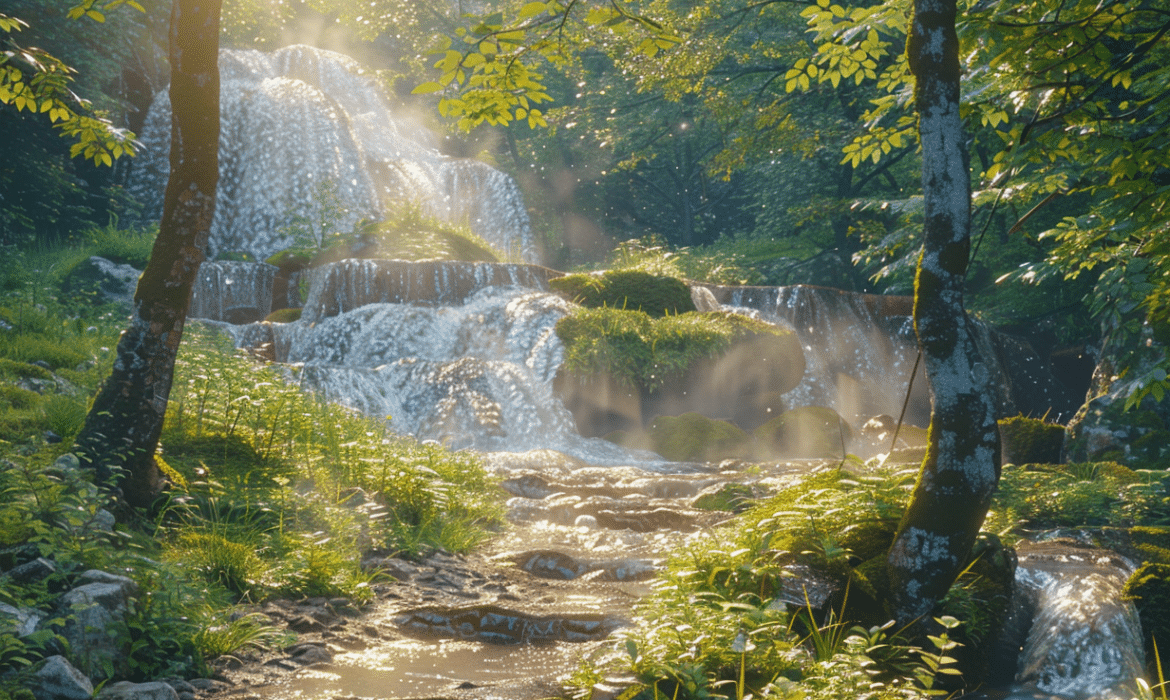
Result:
[128, 45, 537, 264]
[189, 260, 277, 324]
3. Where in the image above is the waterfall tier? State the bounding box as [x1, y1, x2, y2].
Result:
[300, 259, 560, 323]
[129, 45, 537, 263]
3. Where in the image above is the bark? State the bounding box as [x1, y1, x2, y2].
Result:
[75, 0, 221, 509]
[885, 0, 1001, 625]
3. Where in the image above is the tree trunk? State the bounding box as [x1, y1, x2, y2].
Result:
[886, 0, 1001, 625]
[75, 0, 221, 509]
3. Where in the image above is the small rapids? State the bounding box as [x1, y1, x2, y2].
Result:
[985, 541, 1147, 700]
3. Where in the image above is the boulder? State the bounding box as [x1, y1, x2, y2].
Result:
[60, 571, 140, 678]
[96, 681, 180, 700]
[753, 406, 854, 459]
[647, 413, 752, 463]
[32, 656, 93, 700]
[63, 256, 140, 308]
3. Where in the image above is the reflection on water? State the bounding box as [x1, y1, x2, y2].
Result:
[278, 638, 591, 699]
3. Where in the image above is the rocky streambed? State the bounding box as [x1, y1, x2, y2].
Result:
[196, 454, 817, 700]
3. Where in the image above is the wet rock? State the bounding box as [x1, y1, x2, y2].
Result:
[394, 604, 618, 644]
[288, 614, 326, 633]
[288, 643, 333, 665]
[593, 507, 699, 533]
[32, 656, 93, 700]
[97, 681, 180, 700]
[753, 406, 853, 459]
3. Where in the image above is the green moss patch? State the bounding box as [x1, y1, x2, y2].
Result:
[551, 270, 696, 317]
[998, 415, 1065, 465]
[1123, 562, 1170, 676]
[556, 307, 787, 392]
[264, 307, 302, 323]
[648, 412, 751, 462]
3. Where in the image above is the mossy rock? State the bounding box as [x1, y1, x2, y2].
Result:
[551, 270, 696, 318]
[1123, 562, 1170, 677]
[838, 519, 898, 563]
[998, 415, 1065, 465]
[753, 406, 853, 459]
[264, 249, 313, 271]
[1128, 526, 1170, 564]
[264, 307, 303, 323]
[692, 482, 757, 512]
[648, 412, 752, 462]
[0, 385, 42, 411]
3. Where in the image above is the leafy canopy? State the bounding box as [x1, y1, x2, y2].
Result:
[0, 1, 141, 167]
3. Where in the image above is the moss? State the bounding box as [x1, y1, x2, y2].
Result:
[753, 407, 852, 459]
[839, 520, 898, 563]
[1124, 562, 1170, 677]
[0, 335, 88, 370]
[648, 412, 751, 462]
[265, 249, 313, 270]
[264, 307, 302, 323]
[998, 415, 1065, 465]
[551, 270, 696, 318]
[692, 483, 756, 512]
[556, 307, 787, 392]
[0, 385, 42, 411]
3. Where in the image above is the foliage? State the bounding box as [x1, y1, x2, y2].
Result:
[0, 3, 141, 167]
[551, 269, 696, 317]
[599, 236, 762, 286]
[986, 462, 1170, 533]
[163, 325, 506, 559]
[645, 412, 750, 462]
[568, 464, 979, 700]
[555, 307, 783, 392]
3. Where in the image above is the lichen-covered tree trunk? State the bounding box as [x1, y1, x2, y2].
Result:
[886, 0, 1001, 625]
[75, 0, 221, 509]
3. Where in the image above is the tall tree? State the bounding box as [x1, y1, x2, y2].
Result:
[76, 0, 221, 509]
[884, 0, 1000, 625]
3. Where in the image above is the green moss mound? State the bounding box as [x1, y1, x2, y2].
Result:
[556, 307, 786, 392]
[753, 406, 852, 459]
[692, 482, 757, 512]
[551, 270, 697, 318]
[264, 307, 302, 323]
[648, 412, 750, 462]
[265, 249, 313, 270]
[1124, 562, 1170, 676]
[998, 415, 1065, 464]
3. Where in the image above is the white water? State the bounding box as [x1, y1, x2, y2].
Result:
[129, 45, 536, 263]
[1001, 543, 1147, 700]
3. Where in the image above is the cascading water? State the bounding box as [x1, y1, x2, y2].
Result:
[988, 541, 1147, 700]
[128, 44, 537, 263]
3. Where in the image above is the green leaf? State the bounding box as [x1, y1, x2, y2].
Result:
[412, 81, 444, 94]
[518, 2, 548, 20]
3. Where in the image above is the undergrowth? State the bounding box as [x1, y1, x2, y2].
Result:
[0, 231, 506, 689]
